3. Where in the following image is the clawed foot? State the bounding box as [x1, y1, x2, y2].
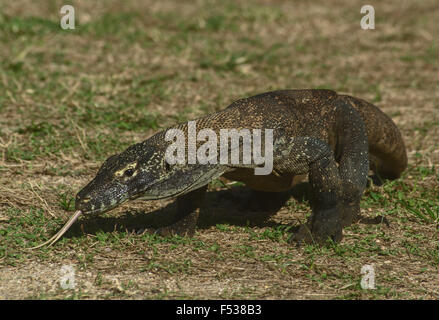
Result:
[289, 205, 389, 246]
[136, 211, 198, 238]
[289, 222, 343, 246]
[155, 223, 196, 237]
[357, 215, 390, 226]
[288, 208, 343, 246]
[342, 202, 361, 227]
[288, 223, 314, 245]
[342, 202, 390, 227]
[137, 225, 196, 237]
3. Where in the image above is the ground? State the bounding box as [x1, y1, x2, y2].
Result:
[0, 0, 438, 299]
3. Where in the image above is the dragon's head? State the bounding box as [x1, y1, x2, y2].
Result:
[75, 131, 224, 215]
[31, 129, 226, 249]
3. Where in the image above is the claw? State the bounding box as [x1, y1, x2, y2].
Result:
[289, 220, 343, 246]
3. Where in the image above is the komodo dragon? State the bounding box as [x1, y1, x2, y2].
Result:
[52, 89, 409, 246]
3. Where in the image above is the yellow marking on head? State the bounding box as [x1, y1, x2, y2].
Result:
[114, 162, 138, 177]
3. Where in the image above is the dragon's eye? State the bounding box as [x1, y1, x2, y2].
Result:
[124, 168, 134, 177]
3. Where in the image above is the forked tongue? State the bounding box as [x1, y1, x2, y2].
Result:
[29, 210, 82, 249]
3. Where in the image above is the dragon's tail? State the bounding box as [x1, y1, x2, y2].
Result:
[340, 95, 408, 179]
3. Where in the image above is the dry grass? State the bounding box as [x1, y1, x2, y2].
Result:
[0, 0, 438, 299]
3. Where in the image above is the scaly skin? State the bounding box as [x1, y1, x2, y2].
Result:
[75, 89, 407, 244]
